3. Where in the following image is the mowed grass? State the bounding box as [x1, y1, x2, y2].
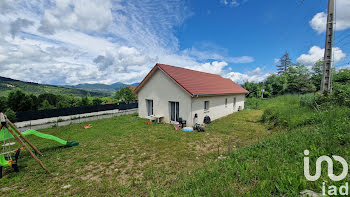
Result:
[0, 110, 272, 196]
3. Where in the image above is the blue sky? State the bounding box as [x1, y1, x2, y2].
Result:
[0, 0, 349, 85]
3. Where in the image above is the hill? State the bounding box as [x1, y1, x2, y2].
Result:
[0, 76, 110, 97]
[70, 82, 139, 92]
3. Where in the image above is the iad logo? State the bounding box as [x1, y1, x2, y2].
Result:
[304, 150, 348, 181]
[304, 150, 349, 196]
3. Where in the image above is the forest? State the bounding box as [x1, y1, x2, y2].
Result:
[242, 53, 350, 107]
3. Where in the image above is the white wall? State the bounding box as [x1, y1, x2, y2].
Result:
[137, 69, 192, 123]
[191, 94, 245, 125]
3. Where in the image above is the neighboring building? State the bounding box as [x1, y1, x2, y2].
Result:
[133, 63, 248, 126]
[104, 101, 116, 105]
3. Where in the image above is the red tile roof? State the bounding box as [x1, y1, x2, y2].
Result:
[105, 101, 116, 105]
[134, 63, 248, 96]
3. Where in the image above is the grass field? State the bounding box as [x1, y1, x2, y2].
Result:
[0, 110, 273, 196]
[168, 95, 350, 196]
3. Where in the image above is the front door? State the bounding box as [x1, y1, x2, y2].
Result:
[170, 102, 179, 122]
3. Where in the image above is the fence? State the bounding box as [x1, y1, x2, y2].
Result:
[16, 102, 138, 122]
[16, 108, 138, 132]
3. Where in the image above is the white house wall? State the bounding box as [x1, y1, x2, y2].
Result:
[191, 94, 245, 125]
[137, 69, 192, 123]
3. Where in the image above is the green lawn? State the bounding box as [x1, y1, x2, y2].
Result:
[0, 110, 272, 196]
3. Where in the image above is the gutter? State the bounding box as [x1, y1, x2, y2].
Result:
[193, 92, 248, 97]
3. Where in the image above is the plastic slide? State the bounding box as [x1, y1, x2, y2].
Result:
[0, 155, 11, 167]
[0, 127, 78, 167]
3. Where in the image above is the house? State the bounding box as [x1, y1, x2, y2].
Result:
[133, 63, 248, 126]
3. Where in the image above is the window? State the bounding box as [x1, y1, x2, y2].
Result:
[233, 97, 236, 107]
[169, 102, 179, 122]
[146, 99, 153, 116]
[225, 98, 228, 107]
[204, 101, 209, 111]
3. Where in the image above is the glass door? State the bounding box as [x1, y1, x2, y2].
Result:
[170, 102, 179, 122]
[146, 99, 153, 116]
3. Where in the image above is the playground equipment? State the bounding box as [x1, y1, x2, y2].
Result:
[0, 112, 79, 178]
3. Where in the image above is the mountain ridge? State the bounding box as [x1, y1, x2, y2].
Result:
[0, 76, 138, 97]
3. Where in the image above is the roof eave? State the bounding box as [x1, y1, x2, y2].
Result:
[193, 92, 249, 97]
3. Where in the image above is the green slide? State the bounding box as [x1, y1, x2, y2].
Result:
[0, 126, 78, 167]
[0, 155, 11, 167]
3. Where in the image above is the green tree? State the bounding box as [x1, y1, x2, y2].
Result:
[0, 96, 7, 112]
[332, 69, 350, 106]
[311, 60, 323, 91]
[114, 87, 136, 103]
[277, 52, 292, 75]
[5, 108, 16, 122]
[80, 96, 90, 106]
[39, 100, 55, 110]
[56, 100, 70, 109]
[285, 64, 315, 94]
[29, 94, 39, 110]
[265, 74, 288, 96]
[92, 97, 103, 105]
[7, 90, 34, 112]
[38, 93, 58, 106]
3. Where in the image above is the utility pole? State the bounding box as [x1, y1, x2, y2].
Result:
[321, 0, 335, 94]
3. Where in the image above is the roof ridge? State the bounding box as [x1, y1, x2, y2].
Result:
[156, 63, 226, 78]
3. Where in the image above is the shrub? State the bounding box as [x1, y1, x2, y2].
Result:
[5, 108, 16, 122]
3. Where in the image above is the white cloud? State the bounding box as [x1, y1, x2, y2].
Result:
[297, 46, 346, 66]
[221, 0, 247, 7]
[39, 0, 113, 34]
[225, 71, 270, 84]
[185, 61, 269, 84]
[0, 0, 255, 85]
[274, 58, 280, 64]
[187, 61, 228, 75]
[310, 0, 350, 33]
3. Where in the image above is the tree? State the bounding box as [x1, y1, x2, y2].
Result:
[114, 87, 136, 103]
[285, 64, 315, 93]
[38, 93, 58, 106]
[311, 60, 323, 91]
[29, 94, 40, 110]
[277, 52, 292, 75]
[56, 100, 70, 109]
[265, 74, 288, 96]
[5, 108, 16, 122]
[39, 100, 55, 110]
[0, 96, 7, 112]
[332, 69, 350, 106]
[92, 97, 103, 105]
[7, 90, 34, 112]
[243, 81, 265, 98]
[80, 96, 90, 106]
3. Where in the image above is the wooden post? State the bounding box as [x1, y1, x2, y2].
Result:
[5, 117, 43, 155]
[228, 139, 231, 156]
[4, 124, 50, 173]
[217, 144, 220, 156]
